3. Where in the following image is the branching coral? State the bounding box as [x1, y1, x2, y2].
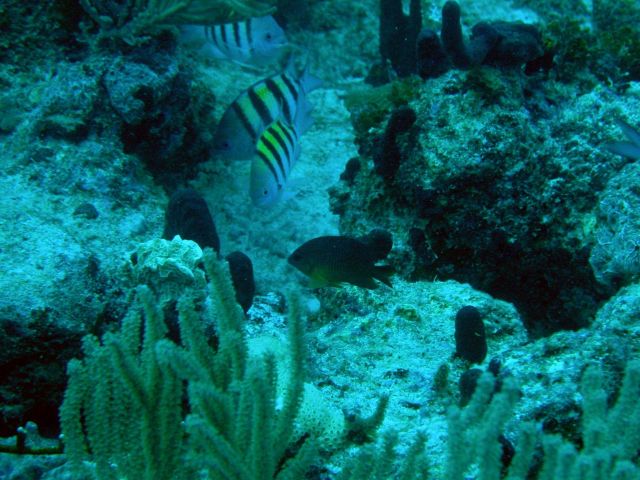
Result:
[60, 251, 313, 480]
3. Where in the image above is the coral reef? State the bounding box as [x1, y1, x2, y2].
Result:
[104, 46, 213, 182]
[589, 159, 640, 290]
[2, 0, 640, 478]
[333, 75, 634, 334]
[60, 252, 313, 480]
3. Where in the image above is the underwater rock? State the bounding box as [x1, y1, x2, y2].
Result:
[226, 251, 255, 314]
[337, 74, 620, 334]
[0, 311, 83, 437]
[104, 48, 210, 179]
[475, 21, 544, 68]
[163, 188, 220, 254]
[589, 160, 640, 290]
[31, 63, 100, 141]
[73, 202, 99, 219]
[339, 157, 361, 185]
[104, 58, 170, 125]
[593, 283, 640, 336]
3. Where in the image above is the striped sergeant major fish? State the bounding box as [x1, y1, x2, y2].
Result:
[214, 63, 322, 161]
[180, 16, 287, 66]
[250, 118, 301, 207]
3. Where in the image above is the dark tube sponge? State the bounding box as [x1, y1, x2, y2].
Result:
[226, 251, 255, 314]
[374, 106, 417, 182]
[163, 188, 220, 254]
[379, 0, 422, 77]
[441, 0, 474, 69]
[416, 28, 451, 79]
[454, 305, 487, 364]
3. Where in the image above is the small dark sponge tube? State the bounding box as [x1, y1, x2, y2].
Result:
[163, 188, 220, 254]
[454, 305, 487, 364]
[226, 251, 255, 314]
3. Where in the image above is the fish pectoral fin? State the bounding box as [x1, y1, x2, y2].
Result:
[351, 276, 379, 290]
[308, 267, 329, 288]
[373, 265, 394, 288]
[308, 276, 327, 288]
[307, 267, 344, 289]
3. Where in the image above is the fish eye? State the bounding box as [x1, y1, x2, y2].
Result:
[266, 33, 272, 40]
[263, 189, 268, 196]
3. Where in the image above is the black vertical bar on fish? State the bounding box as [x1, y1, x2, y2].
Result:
[257, 149, 281, 184]
[265, 78, 291, 121]
[280, 74, 299, 124]
[248, 87, 273, 126]
[219, 23, 231, 56]
[263, 127, 287, 181]
[231, 102, 259, 142]
[233, 21, 242, 49]
[271, 124, 291, 166]
[281, 73, 299, 103]
[246, 19, 253, 49]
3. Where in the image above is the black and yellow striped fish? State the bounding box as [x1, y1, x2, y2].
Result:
[214, 65, 320, 161]
[181, 16, 287, 65]
[250, 118, 300, 207]
[205, 16, 286, 64]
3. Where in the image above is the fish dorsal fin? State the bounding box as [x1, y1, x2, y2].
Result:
[300, 62, 323, 94]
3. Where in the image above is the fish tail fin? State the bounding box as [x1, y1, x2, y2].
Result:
[283, 54, 323, 93]
[605, 141, 640, 159]
[300, 63, 323, 93]
[617, 119, 640, 146]
[294, 97, 314, 135]
[373, 265, 394, 288]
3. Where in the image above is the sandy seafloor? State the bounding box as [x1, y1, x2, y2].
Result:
[2, 0, 640, 478]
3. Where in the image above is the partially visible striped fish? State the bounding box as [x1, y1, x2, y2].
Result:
[214, 64, 321, 161]
[250, 118, 301, 207]
[181, 16, 287, 65]
[605, 119, 640, 160]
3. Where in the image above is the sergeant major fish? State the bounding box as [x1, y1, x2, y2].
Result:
[250, 94, 310, 206]
[214, 63, 321, 161]
[288, 233, 394, 289]
[250, 118, 301, 207]
[181, 16, 287, 66]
